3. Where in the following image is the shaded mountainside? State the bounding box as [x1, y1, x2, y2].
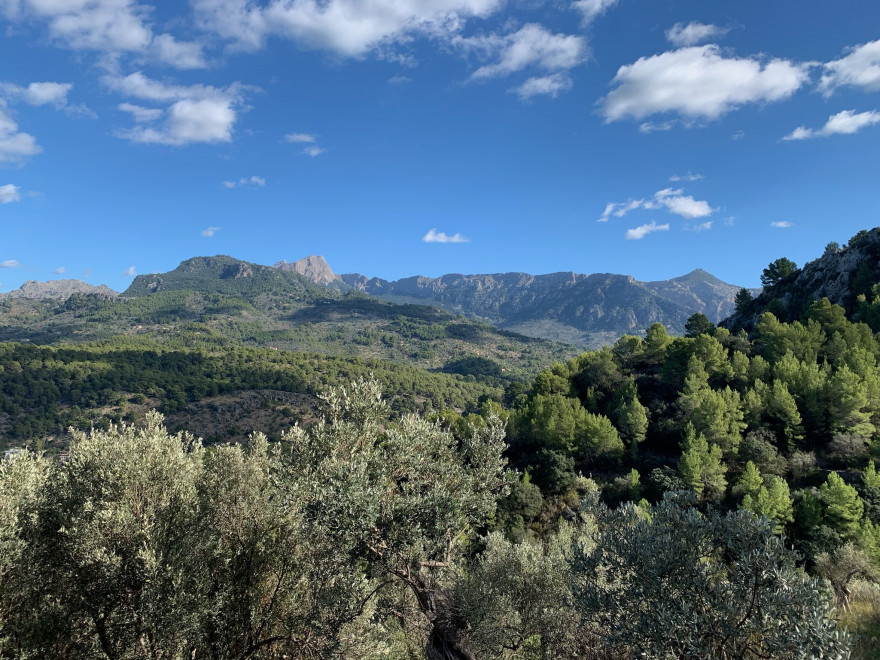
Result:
[1, 279, 118, 300]
[724, 228, 880, 331]
[341, 268, 750, 348]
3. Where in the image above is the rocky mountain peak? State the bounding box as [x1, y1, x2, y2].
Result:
[273, 255, 340, 285]
[1, 280, 118, 300]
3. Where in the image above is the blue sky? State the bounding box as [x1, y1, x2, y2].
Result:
[1, 0, 879, 291]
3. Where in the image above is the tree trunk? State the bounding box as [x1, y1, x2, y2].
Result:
[411, 574, 476, 660]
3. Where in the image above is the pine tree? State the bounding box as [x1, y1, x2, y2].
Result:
[678, 424, 727, 501]
[821, 471, 865, 540]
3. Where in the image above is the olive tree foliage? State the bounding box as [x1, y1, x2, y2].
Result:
[281, 378, 511, 660]
[571, 493, 851, 660]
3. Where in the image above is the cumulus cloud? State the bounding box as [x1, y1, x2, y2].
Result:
[0, 108, 41, 163]
[1, 0, 205, 69]
[572, 0, 618, 24]
[123, 266, 137, 276]
[284, 132, 317, 143]
[423, 228, 469, 243]
[599, 187, 714, 222]
[465, 24, 586, 80]
[0, 81, 73, 107]
[512, 72, 573, 99]
[625, 221, 669, 240]
[1, 260, 20, 268]
[192, 0, 501, 56]
[106, 72, 245, 145]
[0, 183, 21, 203]
[119, 102, 163, 122]
[302, 146, 325, 157]
[201, 226, 221, 237]
[665, 22, 728, 47]
[783, 109, 880, 140]
[820, 39, 880, 95]
[601, 45, 809, 122]
[221, 176, 265, 188]
[53, 266, 66, 274]
[669, 172, 704, 182]
[771, 221, 792, 228]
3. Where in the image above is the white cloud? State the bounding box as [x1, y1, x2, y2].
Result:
[119, 102, 163, 122]
[512, 72, 573, 100]
[625, 221, 669, 240]
[601, 45, 809, 122]
[654, 187, 714, 219]
[783, 109, 880, 140]
[285, 132, 317, 143]
[691, 221, 713, 232]
[669, 172, 703, 182]
[201, 226, 221, 237]
[1, 260, 20, 268]
[599, 187, 714, 222]
[572, 0, 618, 24]
[423, 228, 469, 243]
[465, 24, 586, 80]
[192, 0, 502, 56]
[0, 81, 73, 107]
[0, 108, 41, 163]
[123, 265, 137, 276]
[0, 183, 20, 203]
[151, 34, 208, 70]
[638, 120, 674, 133]
[771, 221, 792, 228]
[665, 22, 728, 47]
[107, 73, 245, 145]
[53, 266, 66, 274]
[1, 0, 205, 69]
[820, 39, 880, 95]
[302, 145, 325, 157]
[388, 75, 412, 84]
[221, 176, 265, 188]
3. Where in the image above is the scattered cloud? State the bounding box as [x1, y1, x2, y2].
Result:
[691, 221, 713, 232]
[388, 75, 412, 85]
[820, 39, 880, 95]
[222, 175, 266, 188]
[0, 108, 41, 163]
[285, 132, 317, 143]
[106, 72, 246, 146]
[638, 120, 674, 133]
[731, 130, 745, 140]
[771, 221, 792, 228]
[123, 266, 137, 276]
[512, 73, 573, 100]
[465, 24, 586, 81]
[572, 0, 618, 25]
[0, 81, 73, 107]
[625, 221, 669, 240]
[1, 260, 20, 268]
[423, 228, 469, 243]
[302, 146, 326, 157]
[599, 187, 715, 222]
[0, 184, 21, 203]
[201, 226, 221, 237]
[53, 266, 66, 274]
[783, 109, 880, 140]
[0, 0, 206, 69]
[192, 0, 502, 56]
[119, 102, 163, 122]
[665, 22, 728, 47]
[601, 45, 809, 122]
[669, 172, 704, 182]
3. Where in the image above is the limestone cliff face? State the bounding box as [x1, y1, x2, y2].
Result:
[340, 268, 749, 347]
[273, 256, 341, 285]
[1, 280, 117, 300]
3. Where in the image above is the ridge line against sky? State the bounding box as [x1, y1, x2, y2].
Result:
[1, 0, 879, 290]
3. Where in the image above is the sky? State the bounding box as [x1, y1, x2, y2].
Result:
[1, 0, 879, 292]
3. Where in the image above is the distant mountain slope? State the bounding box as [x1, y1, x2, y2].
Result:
[124, 255, 326, 299]
[724, 227, 880, 330]
[1, 279, 117, 300]
[341, 268, 749, 348]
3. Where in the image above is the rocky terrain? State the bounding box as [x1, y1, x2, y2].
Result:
[1, 279, 117, 300]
